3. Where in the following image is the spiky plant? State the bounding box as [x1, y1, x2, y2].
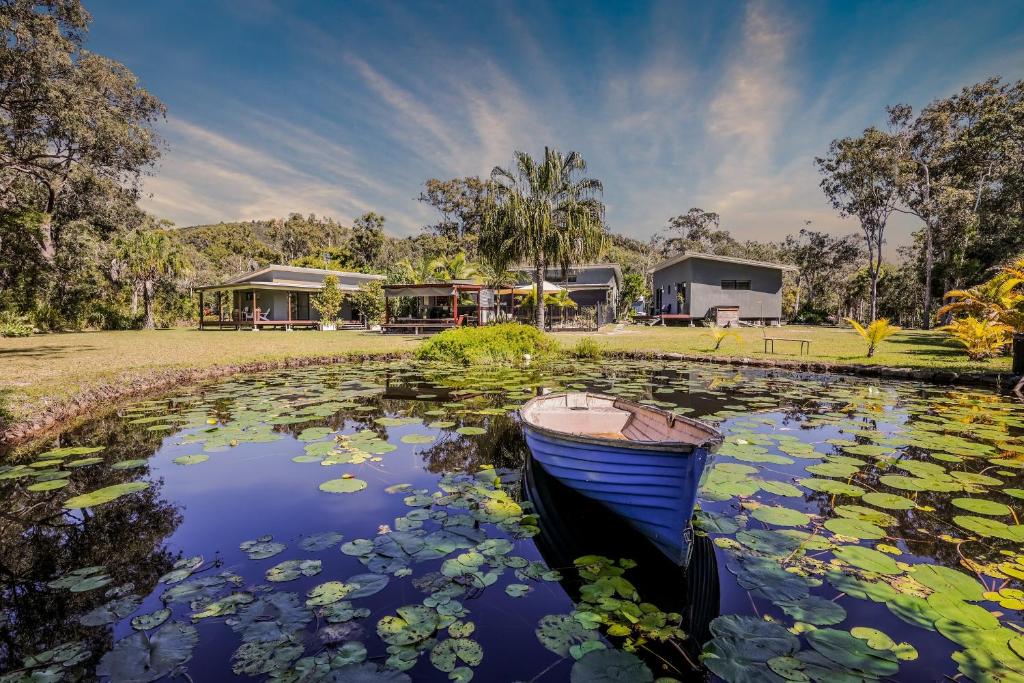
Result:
[846, 318, 900, 357]
[940, 316, 1012, 360]
[706, 324, 739, 351]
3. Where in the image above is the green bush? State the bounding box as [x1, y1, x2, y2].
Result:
[0, 311, 35, 337]
[415, 323, 558, 365]
[568, 336, 605, 359]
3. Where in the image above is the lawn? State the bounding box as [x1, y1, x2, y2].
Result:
[560, 324, 1009, 374]
[0, 324, 1008, 439]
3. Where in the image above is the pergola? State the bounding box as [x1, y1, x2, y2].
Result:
[382, 282, 486, 334]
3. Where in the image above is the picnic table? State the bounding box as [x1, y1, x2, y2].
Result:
[763, 335, 811, 355]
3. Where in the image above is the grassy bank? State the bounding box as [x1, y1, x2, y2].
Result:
[558, 324, 1010, 374]
[0, 324, 1011, 443]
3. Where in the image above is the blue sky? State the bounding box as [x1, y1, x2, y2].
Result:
[86, 0, 1024, 246]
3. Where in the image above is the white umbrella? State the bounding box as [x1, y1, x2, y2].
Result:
[510, 281, 564, 295]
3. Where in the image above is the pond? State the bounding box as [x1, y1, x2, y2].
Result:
[1, 359, 1022, 682]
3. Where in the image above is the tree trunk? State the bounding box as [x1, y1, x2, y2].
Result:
[794, 276, 802, 316]
[143, 281, 155, 330]
[921, 218, 934, 330]
[130, 286, 139, 316]
[533, 261, 545, 330]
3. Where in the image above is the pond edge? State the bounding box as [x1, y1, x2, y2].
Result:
[2, 349, 1020, 449]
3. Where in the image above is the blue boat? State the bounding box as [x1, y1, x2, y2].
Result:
[520, 392, 722, 565]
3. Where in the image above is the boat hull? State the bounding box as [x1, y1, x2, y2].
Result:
[523, 424, 713, 565]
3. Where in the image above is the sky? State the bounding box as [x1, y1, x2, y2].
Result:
[85, 0, 1024, 247]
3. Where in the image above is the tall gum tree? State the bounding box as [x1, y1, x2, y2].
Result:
[0, 0, 165, 264]
[479, 147, 605, 330]
[816, 128, 903, 321]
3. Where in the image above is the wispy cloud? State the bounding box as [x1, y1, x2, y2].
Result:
[106, 0, 1022, 247]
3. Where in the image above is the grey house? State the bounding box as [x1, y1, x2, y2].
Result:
[650, 252, 796, 324]
[198, 265, 384, 329]
[514, 263, 622, 317]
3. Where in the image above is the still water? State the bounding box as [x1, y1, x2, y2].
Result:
[1, 359, 1022, 682]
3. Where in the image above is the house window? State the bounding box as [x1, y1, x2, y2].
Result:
[293, 292, 310, 319]
[721, 280, 751, 290]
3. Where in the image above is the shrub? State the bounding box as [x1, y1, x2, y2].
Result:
[0, 311, 35, 337]
[940, 316, 1012, 360]
[568, 336, 605, 359]
[705, 324, 739, 351]
[846, 318, 899, 357]
[415, 323, 558, 365]
[312, 275, 344, 326]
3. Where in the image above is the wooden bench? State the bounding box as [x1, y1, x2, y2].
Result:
[763, 336, 811, 355]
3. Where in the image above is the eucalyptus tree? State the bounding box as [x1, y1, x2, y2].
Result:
[0, 0, 165, 265]
[816, 128, 903, 321]
[480, 147, 605, 329]
[114, 229, 188, 330]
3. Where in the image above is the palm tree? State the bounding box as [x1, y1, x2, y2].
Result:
[395, 257, 437, 284]
[115, 230, 188, 330]
[480, 147, 605, 329]
[429, 252, 479, 281]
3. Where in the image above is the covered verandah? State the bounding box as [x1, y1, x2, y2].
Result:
[382, 282, 489, 334]
[196, 281, 359, 330]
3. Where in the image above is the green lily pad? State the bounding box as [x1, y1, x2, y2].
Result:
[776, 596, 847, 625]
[570, 648, 652, 682]
[824, 518, 886, 540]
[862, 492, 916, 510]
[299, 531, 345, 551]
[111, 459, 148, 470]
[240, 536, 286, 560]
[377, 605, 440, 646]
[430, 638, 483, 673]
[535, 614, 599, 657]
[130, 608, 171, 631]
[266, 559, 322, 582]
[751, 505, 811, 527]
[954, 515, 1024, 541]
[64, 482, 150, 509]
[833, 545, 902, 575]
[96, 622, 198, 683]
[912, 564, 986, 601]
[456, 426, 487, 436]
[27, 478, 70, 492]
[951, 498, 1013, 516]
[804, 628, 899, 677]
[319, 478, 368, 494]
[306, 581, 352, 606]
[400, 433, 435, 444]
[345, 573, 390, 599]
[173, 454, 209, 466]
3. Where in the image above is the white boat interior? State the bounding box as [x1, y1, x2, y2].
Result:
[520, 392, 711, 443]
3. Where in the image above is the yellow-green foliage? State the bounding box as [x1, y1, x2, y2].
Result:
[414, 323, 558, 365]
[312, 275, 345, 324]
[846, 318, 899, 358]
[940, 316, 1012, 360]
[568, 336, 605, 359]
[705, 324, 739, 351]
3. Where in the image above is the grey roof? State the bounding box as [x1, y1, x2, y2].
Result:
[513, 263, 622, 287]
[651, 252, 798, 273]
[222, 264, 385, 285]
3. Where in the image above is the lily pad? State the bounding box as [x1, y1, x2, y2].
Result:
[832, 545, 902, 575]
[751, 505, 811, 527]
[64, 482, 150, 509]
[130, 608, 171, 631]
[266, 559, 322, 582]
[320, 478, 368, 494]
[951, 498, 1013, 516]
[430, 638, 483, 673]
[570, 648, 652, 682]
[172, 454, 209, 466]
[96, 622, 198, 683]
[299, 531, 345, 552]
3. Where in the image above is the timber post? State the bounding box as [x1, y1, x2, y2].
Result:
[198, 290, 204, 330]
[1013, 332, 1024, 376]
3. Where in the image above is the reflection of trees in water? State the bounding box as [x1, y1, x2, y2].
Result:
[0, 419, 182, 671]
[419, 415, 528, 474]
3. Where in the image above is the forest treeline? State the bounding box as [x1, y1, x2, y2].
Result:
[1, 0, 1021, 334]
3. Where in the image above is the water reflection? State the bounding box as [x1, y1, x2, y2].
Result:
[524, 455, 720, 679]
[0, 359, 1021, 680]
